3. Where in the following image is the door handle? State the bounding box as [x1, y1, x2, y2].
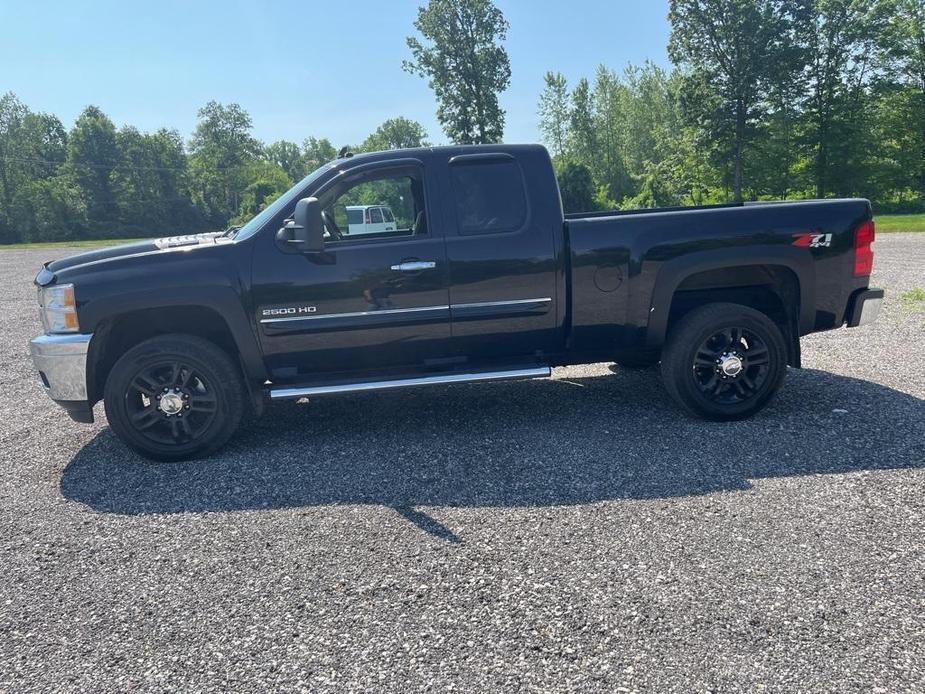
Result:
[390, 261, 436, 272]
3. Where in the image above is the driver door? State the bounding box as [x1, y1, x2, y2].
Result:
[251, 162, 451, 380]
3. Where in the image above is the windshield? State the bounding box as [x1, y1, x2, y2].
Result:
[234, 162, 336, 241]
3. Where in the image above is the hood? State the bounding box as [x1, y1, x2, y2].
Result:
[41, 232, 226, 282]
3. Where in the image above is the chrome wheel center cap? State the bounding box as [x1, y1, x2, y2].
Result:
[719, 353, 744, 377]
[158, 390, 184, 415]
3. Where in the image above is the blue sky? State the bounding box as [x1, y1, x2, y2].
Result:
[0, 0, 671, 147]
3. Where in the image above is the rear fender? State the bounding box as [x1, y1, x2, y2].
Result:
[645, 247, 815, 348]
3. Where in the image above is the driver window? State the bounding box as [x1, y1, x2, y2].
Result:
[323, 171, 425, 241]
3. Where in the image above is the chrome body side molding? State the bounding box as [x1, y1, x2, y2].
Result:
[268, 366, 551, 400]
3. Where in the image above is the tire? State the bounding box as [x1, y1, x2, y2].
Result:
[660, 302, 787, 421]
[103, 334, 246, 461]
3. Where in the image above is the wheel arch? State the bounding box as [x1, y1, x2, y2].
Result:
[87, 299, 266, 410]
[645, 247, 814, 365]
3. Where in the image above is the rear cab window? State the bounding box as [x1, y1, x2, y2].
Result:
[449, 159, 528, 234]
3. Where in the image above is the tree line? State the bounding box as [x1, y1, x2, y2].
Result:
[541, 0, 925, 212]
[0, 94, 429, 243]
[0, 0, 922, 243]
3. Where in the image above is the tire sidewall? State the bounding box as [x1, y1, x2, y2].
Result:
[663, 305, 787, 421]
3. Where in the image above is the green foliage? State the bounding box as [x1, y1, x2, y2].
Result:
[623, 162, 682, 209]
[17, 172, 88, 242]
[555, 160, 596, 213]
[405, 0, 511, 144]
[538, 72, 570, 157]
[188, 101, 261, 226]
[359, 117, 430, 152]
[264, 140, 307, 182]
[537, 0, 924, 213]
[301, 137, 338, 173]
[1, 0, 924, 245]
[669, 0, 805, 201]
[67, 106, 121, 232]
[234, 160, 292, 224]
[0, 94, 436, 243]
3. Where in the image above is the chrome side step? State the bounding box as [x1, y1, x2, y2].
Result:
[268, 366, 551, 400]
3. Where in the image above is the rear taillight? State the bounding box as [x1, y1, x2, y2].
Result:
[854, 220, 875, 276]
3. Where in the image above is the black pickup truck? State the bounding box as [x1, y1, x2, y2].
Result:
[30, 144, 883, 460]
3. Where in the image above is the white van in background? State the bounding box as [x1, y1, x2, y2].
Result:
[345, 205, 397, 235]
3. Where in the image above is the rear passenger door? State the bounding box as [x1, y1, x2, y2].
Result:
[443, 152, 560, 361]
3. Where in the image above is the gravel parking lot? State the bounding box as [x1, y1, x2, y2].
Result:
[1, 235, 923, 693]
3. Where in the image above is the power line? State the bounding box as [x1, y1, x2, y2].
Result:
[0, 154, 265, 173]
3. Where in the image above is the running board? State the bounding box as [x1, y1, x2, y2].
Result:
[268, 366, 551, 400]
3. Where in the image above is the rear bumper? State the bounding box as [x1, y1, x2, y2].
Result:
[846, 288, 884, 328]
[29, 333, 95, 423]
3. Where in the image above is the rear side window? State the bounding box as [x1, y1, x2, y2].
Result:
[347, 209, 363, 225]
[450, 160, 527, 234]
[370, 208, 383, 223]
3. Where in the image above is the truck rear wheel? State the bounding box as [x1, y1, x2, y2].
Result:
[660, 303, 787, 421]
[103, 334, 246, 461]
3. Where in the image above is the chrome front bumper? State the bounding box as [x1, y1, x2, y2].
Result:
[29, 333, 93, 401]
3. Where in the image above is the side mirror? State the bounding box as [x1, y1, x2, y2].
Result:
[276, 197, 324, 253]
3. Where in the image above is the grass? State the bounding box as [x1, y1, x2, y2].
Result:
[0, 212, 921, 250]
[875, 213, 925, 233]
[1, 237, 152, 250]
[899, 287, 925, 314]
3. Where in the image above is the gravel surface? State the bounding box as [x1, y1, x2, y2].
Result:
[1, 235, 923, 693]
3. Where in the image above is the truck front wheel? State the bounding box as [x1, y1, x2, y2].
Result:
[660, 303, 787, 421]
[103, 334, 246, 461]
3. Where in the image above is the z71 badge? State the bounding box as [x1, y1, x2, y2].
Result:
[261, 306, 317, 317]
[792, 232, 832, 248]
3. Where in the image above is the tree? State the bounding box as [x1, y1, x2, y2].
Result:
[265, 140, 307, 182]
[794, 0, 888, 197]
[188, 101, 260, 226]
[669, 0, 802, 201]
[67, 105, 120, 233]
[0, 94, 69, 242]
[360, 117, 430, 151]
[879, 0, 925, 198]
[556, 161, 596, 213]
[112, 127, 199, 235]
[538, 72, 570, 156]
[301, 136, 337, 172]
[404, 0, 511, 144]
[16, 173, 88, 242]
[234, 160, 292, 223]
[592, 65, 633, 201]
[567, 78, 597, 166]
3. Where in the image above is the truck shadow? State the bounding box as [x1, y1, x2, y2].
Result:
[61, 367, 924, 541]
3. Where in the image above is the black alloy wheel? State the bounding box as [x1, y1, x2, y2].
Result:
[124, 359, 218, 447]
[691, 326, 770, 404]
[661, 303, 788, 421]
[104, 334, 246, 461]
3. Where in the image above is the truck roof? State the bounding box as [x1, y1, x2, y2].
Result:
[332, 143, 548, 167]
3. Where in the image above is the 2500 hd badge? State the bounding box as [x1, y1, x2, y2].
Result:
[261, 306, 318, 317]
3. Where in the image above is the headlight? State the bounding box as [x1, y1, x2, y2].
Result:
[38, 283, 80, 333]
